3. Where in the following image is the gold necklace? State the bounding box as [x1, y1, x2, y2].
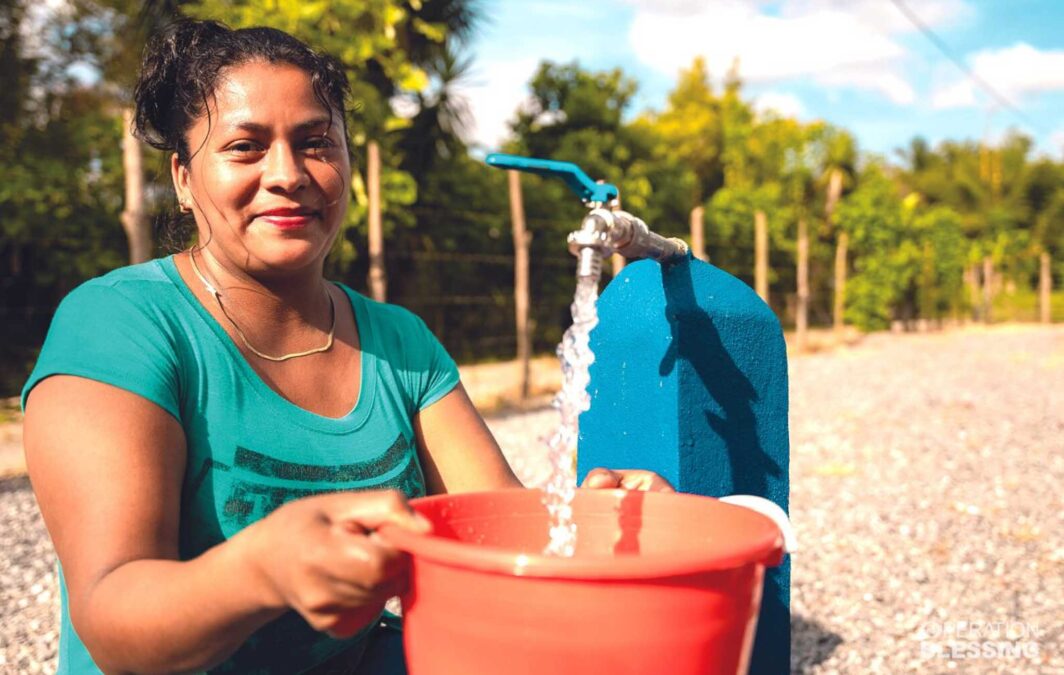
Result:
[188, 249, 336, 362]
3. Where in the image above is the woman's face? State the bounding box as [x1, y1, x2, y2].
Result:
[172, 60, 351, 277]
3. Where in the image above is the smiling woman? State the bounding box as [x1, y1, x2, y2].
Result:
[20, 19, 524, 675]
[172, 62, 350, 277]
[19, 18, 671, 675]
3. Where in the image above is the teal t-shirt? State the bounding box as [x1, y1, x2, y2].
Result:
[22, 256, 460, 674]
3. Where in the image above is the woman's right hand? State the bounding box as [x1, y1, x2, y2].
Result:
[240, 490, 431, 638]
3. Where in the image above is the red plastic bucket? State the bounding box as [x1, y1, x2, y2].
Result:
[379, 488, 785, 675]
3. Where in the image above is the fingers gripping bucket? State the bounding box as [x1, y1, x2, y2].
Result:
[379, 489, 785, 675]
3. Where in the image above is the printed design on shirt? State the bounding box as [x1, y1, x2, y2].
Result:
[186, 434, 426, 536]
[232, 434, 411, 483]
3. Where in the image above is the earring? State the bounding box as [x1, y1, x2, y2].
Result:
[179, 200, 191, 213]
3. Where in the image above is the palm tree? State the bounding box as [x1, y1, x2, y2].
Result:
[396, 45, 474, 180]
[819, 128, 856, 334]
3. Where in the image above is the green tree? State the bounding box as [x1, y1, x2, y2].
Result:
[642, 56, 721, 206]
[909, 204, 967, 320]
[835, 163, 908, 330]
[1, 0, 131, 391]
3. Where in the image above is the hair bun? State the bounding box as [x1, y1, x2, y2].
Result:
[132, 19, 228, 152]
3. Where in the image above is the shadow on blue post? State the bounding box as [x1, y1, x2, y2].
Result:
[579, 255, 790, 674]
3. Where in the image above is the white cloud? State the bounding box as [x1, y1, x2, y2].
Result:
[930, 43, 1064, 110]
[969, 43, 1064, 100]
[459, 58, 541, 150]
[627, 0, 968, 104]
[1051, 127, 1064, 157]
[931, 79, 976, 109]
[753, 91, 807, 118]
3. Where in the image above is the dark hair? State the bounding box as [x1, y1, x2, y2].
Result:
[133, 19, 352, 249]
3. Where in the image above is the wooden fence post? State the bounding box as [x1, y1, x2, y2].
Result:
[1040, 251, 1051, 324]
[690, 205, 707, 261]
[982, 255, 993, 324]
[367, 140, 386, 302]
[120, 108, 151, 264]
[824, 168, 845, 335]
[754, 210, 769, 303]
[833, 231, 848, 334]
[508, 170, 531, 400]
[964, 264, 978, 322]
[795, 217, 809, 352]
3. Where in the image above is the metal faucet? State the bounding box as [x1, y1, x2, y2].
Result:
[568, 208, 688, 280]
[486, 154, 688, 281]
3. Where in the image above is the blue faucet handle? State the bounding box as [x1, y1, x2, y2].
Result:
[486, 153, 619, 204]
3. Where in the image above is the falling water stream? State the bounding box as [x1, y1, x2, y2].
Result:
[542, 274, 600, 557]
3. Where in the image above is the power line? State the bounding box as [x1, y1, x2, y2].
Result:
[886, 0, 1048, 136]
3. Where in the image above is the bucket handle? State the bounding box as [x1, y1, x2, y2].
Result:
[719, 495, 796, 563]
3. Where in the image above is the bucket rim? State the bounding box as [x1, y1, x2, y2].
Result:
[378, 488, 785, 579]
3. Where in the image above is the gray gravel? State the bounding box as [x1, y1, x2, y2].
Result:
[3, 325, 1061, 673]
[0, 476, 58, 673]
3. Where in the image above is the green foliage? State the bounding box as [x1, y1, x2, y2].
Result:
[186, 0, 429, 135]
[7, 2, 1064, 397]
[910, 205, 967, 319]
[0, 1, 127, 291]
[643, 56, 721, 204]
[838, 166, 969, 329]
[836, 165, 907, 330]
[993, 288, 1064, 323]
[1, 0, 132, 393]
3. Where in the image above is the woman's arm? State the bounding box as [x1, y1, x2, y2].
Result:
[25, 376, 274, 672]
[413, 383, 523, 494]
[414, 383, 675, 496]
[25, 376, 425, 673]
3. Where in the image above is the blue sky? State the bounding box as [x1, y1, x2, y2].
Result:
[459, 0, 1064, 161]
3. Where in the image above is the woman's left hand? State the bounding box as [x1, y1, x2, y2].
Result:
[580, 468, 675, 492]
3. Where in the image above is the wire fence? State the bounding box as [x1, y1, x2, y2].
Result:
[376, 246, 582, 363]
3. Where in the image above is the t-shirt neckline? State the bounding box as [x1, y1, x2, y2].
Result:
[159, 255, 376, 433]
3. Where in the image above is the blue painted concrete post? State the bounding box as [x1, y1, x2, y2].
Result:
[578, 255, 790, 675]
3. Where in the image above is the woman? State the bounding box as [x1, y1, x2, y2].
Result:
[22, 19, 669, 675]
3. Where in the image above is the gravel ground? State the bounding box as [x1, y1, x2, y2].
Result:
[2, 324, 1061, 673]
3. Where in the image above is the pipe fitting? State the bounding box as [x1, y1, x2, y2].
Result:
[573, 209, 688, 263]
[566, 208, 687, 281]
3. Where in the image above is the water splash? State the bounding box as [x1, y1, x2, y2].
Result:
[542, 274, 600, 557]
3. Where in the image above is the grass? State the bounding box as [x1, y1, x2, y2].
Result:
[0, 397, 22, 424]
[991, 288, 1064, 323]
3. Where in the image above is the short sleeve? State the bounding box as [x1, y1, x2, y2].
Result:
[402, 313, 460, 412]
[21, 281, 182, 421]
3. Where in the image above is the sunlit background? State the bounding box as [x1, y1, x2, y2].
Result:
[464, 0, 1064, 156]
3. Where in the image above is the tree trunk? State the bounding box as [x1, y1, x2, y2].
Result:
[965, 263, 980, 322]
[1039, 251, 1051, 324]
[824, 169, 843, 221]
[754, 210, 768, 303]
[690, 205, 707, 261]
[833, 232, 848, 333]
[982, 255, 993, 323]
[120, 108, 151, 264]
[366, 140, 386, 302]
[825, 168, 845, 334]
[508, 170, 531, 400]
[796, 217, 809, 352]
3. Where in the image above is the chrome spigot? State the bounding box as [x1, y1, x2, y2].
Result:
[484, 153, 689, 279]
[593, 208, 689, 262]
[566, 208, 688, 282]
[567, 211, 612, 282]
